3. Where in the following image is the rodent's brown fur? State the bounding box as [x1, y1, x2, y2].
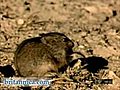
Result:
[14, 32, 74, 77]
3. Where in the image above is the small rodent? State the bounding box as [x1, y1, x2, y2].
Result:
[14, 32, 74, 77]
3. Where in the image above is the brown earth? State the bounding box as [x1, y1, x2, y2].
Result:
[0, 0, 120, 90]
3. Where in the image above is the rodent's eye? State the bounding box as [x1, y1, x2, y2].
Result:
[63, 38, 69, 42]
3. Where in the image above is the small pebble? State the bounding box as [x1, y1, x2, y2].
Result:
[17, 19, 24, 25]
[78, 45, 85, 49]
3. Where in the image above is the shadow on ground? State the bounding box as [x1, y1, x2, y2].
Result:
[0, 65, 15, 77]
[70, 56, 108, 73]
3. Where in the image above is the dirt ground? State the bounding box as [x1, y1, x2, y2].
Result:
[0, 0, 120, 90]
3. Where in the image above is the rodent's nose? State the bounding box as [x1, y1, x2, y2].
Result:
[67, 41, 74, 48]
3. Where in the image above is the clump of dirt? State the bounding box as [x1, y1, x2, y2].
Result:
[0, 0, 120, 90]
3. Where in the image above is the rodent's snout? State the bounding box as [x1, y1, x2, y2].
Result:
[67, 40, 74, 48]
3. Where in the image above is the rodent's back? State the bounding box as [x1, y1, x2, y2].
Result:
[14, 38, 58, 77]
